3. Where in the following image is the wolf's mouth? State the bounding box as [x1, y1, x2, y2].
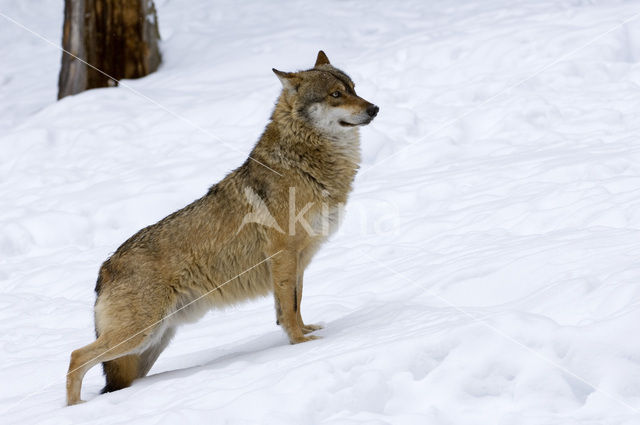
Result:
[339, 118, 372, 127]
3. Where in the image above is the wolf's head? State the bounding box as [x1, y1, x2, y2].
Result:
[272, 51, 378, 136]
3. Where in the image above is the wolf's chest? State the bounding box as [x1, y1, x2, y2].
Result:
[309, 203, 344, 238]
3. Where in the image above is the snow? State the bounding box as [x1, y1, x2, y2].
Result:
[2, 0, 640, 423]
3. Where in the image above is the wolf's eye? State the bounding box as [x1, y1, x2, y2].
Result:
[331, 91, 341, 98]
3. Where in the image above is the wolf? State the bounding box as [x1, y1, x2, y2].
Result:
[66, 50, 378, 405]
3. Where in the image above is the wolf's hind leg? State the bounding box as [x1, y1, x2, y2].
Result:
[137, 326, 176, 378]
[66, 330, 151, 406]
[100, 326, 175, 393]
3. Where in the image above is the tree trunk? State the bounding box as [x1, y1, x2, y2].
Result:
[58, 0, 161, 100]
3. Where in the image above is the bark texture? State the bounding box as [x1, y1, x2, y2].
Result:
[58, 0, 161, 99]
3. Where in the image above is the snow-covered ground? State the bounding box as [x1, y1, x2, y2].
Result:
[3, 0, 640, 423]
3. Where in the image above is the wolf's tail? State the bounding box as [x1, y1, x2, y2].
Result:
[100, 355, 139, 393]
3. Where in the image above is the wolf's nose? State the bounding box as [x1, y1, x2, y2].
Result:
[367, 105, 379, 118]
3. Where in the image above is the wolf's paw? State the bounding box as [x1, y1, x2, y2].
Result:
[302, 323, 323, 334]
[290, 334, 321, 344]
[67, 399, 86, 406]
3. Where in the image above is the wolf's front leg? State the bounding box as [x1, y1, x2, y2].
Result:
[296, 272, 323, 334]
[272, 249, 319, 344]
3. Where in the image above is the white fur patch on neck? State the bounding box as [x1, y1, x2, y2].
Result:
[306, 103, 361, 164]
[307, 103, 354, 136]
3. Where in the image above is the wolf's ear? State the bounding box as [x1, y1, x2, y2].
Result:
[272, 69, 300, 92]
[315, 50, 330, 66]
